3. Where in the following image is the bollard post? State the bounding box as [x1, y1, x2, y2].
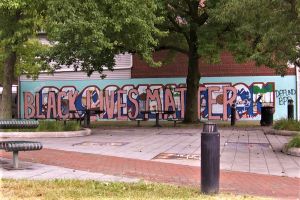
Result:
[231, 104, 236, 126]
[288, 99, 294, 120]
[201, 122, 220, 194]
[84, 110, 91, 128]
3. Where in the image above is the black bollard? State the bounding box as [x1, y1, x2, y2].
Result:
[201, 122, 220, 194]
[83, 110, 91, 128]
[231, 104, 236, 126]
[288, 99, 294, 120]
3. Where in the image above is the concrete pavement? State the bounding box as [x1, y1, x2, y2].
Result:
[2, 127, 298, 177]
[1, 127, 299, 199]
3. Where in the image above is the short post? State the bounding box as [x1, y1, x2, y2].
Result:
[288, 99, 294, 120]
[201, 122, 220, 194]
[231, 104, 236, 126]
[13, 151, 19, 169]
[84, 110, 91, 127]
[137, 120, 141, 127]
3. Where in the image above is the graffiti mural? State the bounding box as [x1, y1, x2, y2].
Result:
[275, 89, 296, 105]
[23, 82, 275, 120]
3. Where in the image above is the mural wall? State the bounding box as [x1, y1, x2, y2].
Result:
[19, 76, 297, 120]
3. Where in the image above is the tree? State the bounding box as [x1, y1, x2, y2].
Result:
[0, 0, 46, 119]
[45, 0, 165, 75]
[153, 0, 299, 122]
[46, 0, 212, 123]
[46, 0, 299, 123]
[213, 0, 299, 74]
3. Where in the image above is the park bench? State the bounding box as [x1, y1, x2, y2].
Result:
[167, 118, 183, 127]
[0, 119, 43, 169]
[135, 118, 148, 127]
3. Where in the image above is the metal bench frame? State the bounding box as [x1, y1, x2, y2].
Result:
[0, 141, 43, 169]
[0, 120, 43, 169]
[167, 118, 183, 127]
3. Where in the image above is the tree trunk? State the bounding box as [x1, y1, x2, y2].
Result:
[184, 23, 200, 123]
[0, 50, 16, 119]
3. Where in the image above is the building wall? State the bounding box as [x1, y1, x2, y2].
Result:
[19, 76, 297, 121]
[297, 67, 300, 120]
[132, 51, 296, 78]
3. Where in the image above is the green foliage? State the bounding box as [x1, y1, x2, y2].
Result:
[212, 0, 300, 74]
[0, 0, 47, 80]
[45, 0, 165, 75]
[15, 38, 50, 79]
[0, 0, 45, 50]
[274, 119, 300, 131]
[2, 120, 81, 132]
[287, 134, 300, 148]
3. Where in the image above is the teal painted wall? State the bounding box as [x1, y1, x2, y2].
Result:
[19, 75, 297, 120]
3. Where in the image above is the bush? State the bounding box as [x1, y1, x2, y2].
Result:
[273, 119, 300, 131]
[287, 134, 300, 149]
[36, 120, 81, 132]
[2, 120, 81, 132]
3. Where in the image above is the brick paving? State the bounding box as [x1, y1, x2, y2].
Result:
[1, 148, 299, 199]
[5, 128, 298, 177]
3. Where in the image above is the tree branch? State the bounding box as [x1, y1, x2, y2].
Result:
[155, 45, 189, 55]
[196, 12, 208, 26]
[166, 13, 189, 41]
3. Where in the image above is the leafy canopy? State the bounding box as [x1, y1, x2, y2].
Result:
[46, 0, 165, 75]
[212, 0, 300, 74]
[0, 0, 48, 80]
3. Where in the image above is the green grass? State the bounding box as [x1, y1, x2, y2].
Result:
[287, 134, 300, 148]
[273, 119, 300, 132]
[0, 120, 81, 132]
[0, 179, 268, 200]
[89, 120, 260, 129]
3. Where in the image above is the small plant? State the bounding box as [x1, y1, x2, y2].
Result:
[1, 120, 81, 132]
[286, 134, 300, 149]
[273, 119, 300, 131]
[36, 120, 81, 132]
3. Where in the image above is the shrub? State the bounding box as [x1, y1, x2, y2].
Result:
[287, 134, 300, 149]
[2, 120, 81, 132]
[36, 120, 81, 132]
[273, 119, 300, 131]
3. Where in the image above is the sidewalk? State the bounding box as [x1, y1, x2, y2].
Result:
[1, 148, 299, 199]
[1, 127, 299, 199]
[4, 128, 298, 177]
[0, 158, 138, 183]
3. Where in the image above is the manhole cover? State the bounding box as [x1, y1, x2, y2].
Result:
[225, 142, 271, 149]
[72, 142, 129, 146]
[158, 132, 195, 136]
[153, 153, 200, 160]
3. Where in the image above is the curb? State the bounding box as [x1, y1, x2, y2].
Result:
[282, 144, 300, 157]
[264, 128, 299, 136]
[0, 128, 92, 138]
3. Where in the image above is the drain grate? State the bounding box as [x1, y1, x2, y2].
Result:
[153, 153, 200, 160]
[225, 142, 271, 149]
[72, 141, 129, 146]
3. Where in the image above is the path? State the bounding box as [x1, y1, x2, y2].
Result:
[1, 148, 299, 199]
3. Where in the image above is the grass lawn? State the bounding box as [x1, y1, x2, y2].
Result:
[0, 179, 267, 200]
[287, 134, 300, 148]
[273, 119, 300, 132]
[90, 120, 260, 129]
